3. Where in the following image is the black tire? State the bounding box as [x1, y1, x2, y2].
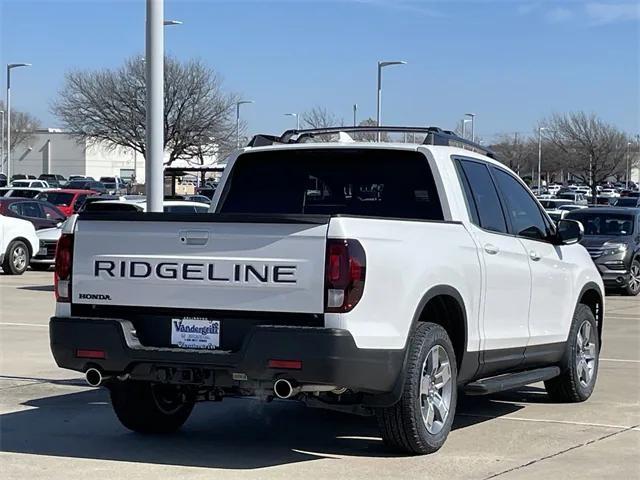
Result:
[109, 381, 194, 434]
[544, 304, 599, 402]
[623, 258, 640, 296]
[30, 263, 51, 271]
[376, 322, 457, 455]
[2, 240, 30, 275]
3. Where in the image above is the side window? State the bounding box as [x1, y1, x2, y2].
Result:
[9, 204, 22, 216]
[42, 205, 64, 221]
[20, 202, 44, 218]
[457, 159, 508, 234]
[492, 167, 550, 240]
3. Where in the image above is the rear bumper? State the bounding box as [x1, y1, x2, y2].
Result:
[49, 316, 404, 397]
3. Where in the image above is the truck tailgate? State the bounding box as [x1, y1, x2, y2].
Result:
[72, 214, 329, 314]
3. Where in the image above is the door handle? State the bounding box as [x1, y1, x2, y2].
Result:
[179, 230, 209, 246]
[484, 244, 500, 255]
[529, 250, 541, 261]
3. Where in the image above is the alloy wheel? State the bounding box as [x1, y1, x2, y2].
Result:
[576, 320, 597, 388]
[420, 345, 453, 434]
[629, 261, 640, 294]
[12, 245, 27, 271]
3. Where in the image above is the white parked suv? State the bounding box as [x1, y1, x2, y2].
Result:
[1, 215, 39, 274]
[50, 127, 604, 454]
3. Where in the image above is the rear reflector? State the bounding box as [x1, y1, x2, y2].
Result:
[268, 359, 303, 370]
[76, 349, 106, 359]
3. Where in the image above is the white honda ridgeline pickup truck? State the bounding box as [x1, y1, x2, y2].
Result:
[50, 127, 604, 454]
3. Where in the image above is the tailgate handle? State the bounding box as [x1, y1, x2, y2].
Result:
[179, 230, 209, 246]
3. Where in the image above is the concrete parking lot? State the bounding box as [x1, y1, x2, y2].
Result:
[0, 271, 638, 480]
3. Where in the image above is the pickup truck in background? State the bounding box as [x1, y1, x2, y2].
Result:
[50, 127, 604, 454]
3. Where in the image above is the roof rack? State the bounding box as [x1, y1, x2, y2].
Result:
[247, 126, 496, 158]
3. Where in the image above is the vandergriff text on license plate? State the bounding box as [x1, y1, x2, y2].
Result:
[171, 318, 220, 349]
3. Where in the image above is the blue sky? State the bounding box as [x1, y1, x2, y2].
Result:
[1, 0, 638, 142]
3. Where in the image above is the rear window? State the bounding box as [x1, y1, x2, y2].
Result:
[38, 192, 75, 206]
[218, 149, 444, 220]
[84, 202, 141, 212]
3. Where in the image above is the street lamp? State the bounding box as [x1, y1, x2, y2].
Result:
[537, 127, 546, 194]
[376, 60, 407, 141]
[627, 142, 632, 189]
[465, 113, 476, 142]
[353, 104, 358, 127]
[235, 100, 254, 148]
[6, 63, 31, 180]
[145, 0, 182, 213]
[462, 118, 472, 139]
[284, 113, 299, 130]
[0, 110, 4, 174]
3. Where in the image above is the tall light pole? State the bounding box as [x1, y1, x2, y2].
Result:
[235, 100, 253, 148]
[462, 118, 471, 139]
[537, 126, 546, 194]
[284, 113, 299, 130]
[6, 63, 31, 179]
[376, 60, 407, 141]
[627, 142, 632, 189]
[353, 104, 358, 127]
[145, 0, 182, 212]
[0, 110, 4, 174]
[465, 113, 476, 142]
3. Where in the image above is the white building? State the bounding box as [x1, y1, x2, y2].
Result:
[8, 129, 143, 182]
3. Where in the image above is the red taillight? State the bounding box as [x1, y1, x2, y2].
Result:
[54, 233, 74, 302]
[324, 239, 366, 313]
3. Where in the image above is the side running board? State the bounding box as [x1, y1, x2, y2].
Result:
[464, 366, 561, 396]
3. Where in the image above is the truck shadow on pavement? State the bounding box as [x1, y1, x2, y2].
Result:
[0, 384, 530, 469]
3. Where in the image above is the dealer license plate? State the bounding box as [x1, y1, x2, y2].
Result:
[170, 318, 220, 349]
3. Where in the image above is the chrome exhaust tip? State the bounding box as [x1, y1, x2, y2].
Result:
[85, 368, 104, 387]
[273, 378, 297, 399]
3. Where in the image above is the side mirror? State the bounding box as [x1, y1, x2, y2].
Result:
[556, 219, 583, 245]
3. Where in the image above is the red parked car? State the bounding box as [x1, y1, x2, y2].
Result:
[35, 189, 97, 217]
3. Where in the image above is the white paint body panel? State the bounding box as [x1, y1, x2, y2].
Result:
[0, 215, 39, 258]
[58, 142, 604, 359]
[72, 220, 328, 314]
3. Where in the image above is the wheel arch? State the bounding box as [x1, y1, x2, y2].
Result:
[578, 282, 604, 346]
[364, 284, 472, 407]
[7, 237, 34, 258]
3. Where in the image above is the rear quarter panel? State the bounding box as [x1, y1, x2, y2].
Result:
[326, 216, 482, 350]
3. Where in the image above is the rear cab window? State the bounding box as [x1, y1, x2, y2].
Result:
[218, 149, 444, 221]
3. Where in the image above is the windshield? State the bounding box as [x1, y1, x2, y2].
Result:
[38, 192, 74, 206]
[539, 200, 571, 208]
[100, 177, 116, 183]
[613, 198, 639, 207]
[67, 181, 89, 189]
[566, 212, 635, 236]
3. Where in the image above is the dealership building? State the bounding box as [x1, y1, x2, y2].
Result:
[7, 129, 221, 183]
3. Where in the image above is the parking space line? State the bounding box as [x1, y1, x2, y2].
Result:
[600, 358, 640, 363]
[0, 322, 48, 328]
[458, 413, 636, 431]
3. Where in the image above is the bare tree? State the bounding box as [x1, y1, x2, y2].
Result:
[298, 106, 342, 142]
[491, 133, 537, 178]
[52, 56, 239, 165]
[0, 100, 41, 153]
[351, 117, 389, 142]
[541, 112, 630, 197]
